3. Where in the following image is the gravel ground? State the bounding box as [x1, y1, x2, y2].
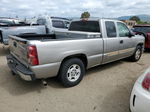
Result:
[0, 44, 150, 112]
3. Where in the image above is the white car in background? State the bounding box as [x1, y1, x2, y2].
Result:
[130, 67, 150, 112]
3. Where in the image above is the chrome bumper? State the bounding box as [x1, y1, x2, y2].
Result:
[6, 55, 36, 81]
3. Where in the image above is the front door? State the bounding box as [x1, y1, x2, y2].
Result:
[117, 22, 135, 58]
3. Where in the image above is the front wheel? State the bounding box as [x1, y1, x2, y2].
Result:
[58, 58, 85, 87]
[129, 46, 142, 62]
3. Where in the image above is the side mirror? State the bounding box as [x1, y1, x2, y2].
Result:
[126, 32, 135, 38]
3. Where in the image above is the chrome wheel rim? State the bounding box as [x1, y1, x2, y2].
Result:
[135, 49, 141, 60]
[67, 64, 81, 82]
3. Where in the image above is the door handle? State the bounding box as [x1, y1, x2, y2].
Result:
[120, 40, 123, 44]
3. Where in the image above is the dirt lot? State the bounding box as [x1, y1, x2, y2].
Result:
[0, 44, 150, 112]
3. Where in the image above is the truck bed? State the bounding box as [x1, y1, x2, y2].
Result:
[55, 30, 101, 39]
[8, 31, 102, 69]
[15, 31, 101, 41]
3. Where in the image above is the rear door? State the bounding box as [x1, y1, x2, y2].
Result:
[102, 20, 120, 64]
[116, 22, 135, 58]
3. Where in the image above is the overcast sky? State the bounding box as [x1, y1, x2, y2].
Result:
[0, 0, 149, 18]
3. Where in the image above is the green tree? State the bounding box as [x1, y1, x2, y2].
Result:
[129, 16, 140, 22]
[137, 21, 148, 25]
[81, 12, 90, 19]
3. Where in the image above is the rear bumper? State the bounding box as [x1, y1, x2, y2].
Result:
[6, 55, 36, 81]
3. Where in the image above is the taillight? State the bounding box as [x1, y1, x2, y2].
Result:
[142, 72, 150, 91]
[27, 45, 39, 66]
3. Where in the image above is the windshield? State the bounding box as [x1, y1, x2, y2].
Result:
[133, 26, 150, 33]
[69, 21, 100, 33]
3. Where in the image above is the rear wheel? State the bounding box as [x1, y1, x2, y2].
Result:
[129, 46, 142, 62]
[58, 58, 85, 87]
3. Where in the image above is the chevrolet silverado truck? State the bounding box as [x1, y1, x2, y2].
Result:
[7, 19, 145, 87]
[132, 24, 150, 49]
[0, 15, 70, 45]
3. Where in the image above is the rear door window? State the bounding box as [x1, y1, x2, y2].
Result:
[105, 21, 117, 37]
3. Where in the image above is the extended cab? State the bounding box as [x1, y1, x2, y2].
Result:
[0, 16, 70, 45]
[7, 19, 144, 87]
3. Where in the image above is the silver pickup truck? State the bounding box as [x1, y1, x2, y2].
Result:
[0, 15, 70, 45]
[7, 19, 144, 87]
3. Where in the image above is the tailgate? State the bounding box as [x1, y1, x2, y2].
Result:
[9, 35, 29, 67]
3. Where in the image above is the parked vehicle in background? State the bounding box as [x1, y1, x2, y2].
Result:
[7, 19, 144, 87]
[37, 16, 70, 33]
[132, 25, 150, 49]
[130, 67, 150, 112]
[0, 15, 70, 45]
[0, 18, 26, 26]
[0, 25, 46, 45]
[25, 18, 37, 25]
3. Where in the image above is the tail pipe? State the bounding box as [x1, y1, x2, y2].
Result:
[41, 79, 48, 87]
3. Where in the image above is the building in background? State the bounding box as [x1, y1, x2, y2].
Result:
[121, 20, 137, 28]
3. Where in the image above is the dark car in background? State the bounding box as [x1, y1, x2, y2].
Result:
[132, 25, 150, 49]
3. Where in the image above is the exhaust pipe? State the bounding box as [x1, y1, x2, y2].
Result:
[41, 79, 48, 87]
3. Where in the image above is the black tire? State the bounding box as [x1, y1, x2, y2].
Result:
[129, 46, 142, 62]
[11, 71, 16, 76]
[58, 58, 85, 87]
[145, 48, 150, 52]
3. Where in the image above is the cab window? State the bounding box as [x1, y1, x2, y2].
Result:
[117, 22, 130, 37]
[69, 21, 100, 33]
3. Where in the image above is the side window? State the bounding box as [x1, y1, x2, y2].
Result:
[117, 22, 130, 37]
[105, 21, 117, 37]
[52, 20, 65, 28]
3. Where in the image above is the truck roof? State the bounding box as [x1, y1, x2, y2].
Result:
[72, 18, 120, 22]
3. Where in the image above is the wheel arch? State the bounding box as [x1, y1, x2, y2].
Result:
[137, 43, 144, 49]
[60, 54, 88, 69]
